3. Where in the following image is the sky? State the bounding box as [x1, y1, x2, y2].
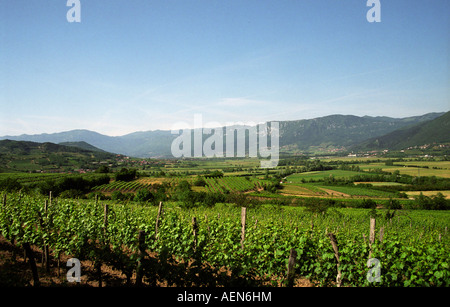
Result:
[0, 0, 449, 136]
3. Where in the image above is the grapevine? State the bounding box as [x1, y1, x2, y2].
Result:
[0, 191, 449, 287]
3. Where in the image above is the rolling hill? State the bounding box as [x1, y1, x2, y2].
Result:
[58, 141, 109, 152]
[0, 139, 119, 173]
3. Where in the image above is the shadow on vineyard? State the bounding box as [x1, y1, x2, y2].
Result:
[0, 192, 308, 287]
[0, 234, 291, 287]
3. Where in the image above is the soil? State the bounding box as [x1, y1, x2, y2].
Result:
[317, 187, 351, 198]
[0, 235, 135, 287]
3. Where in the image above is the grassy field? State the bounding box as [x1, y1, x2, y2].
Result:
[317, 184, 399, 198]
[281, 170, 399, 199]
[382, 167, 450, 178]
[280, 182, 399, 199]
[285, 170, 370, 182]
[280, 183, 326, 197]
[405, 190, 450, 199]
[356, 160, 450, 178]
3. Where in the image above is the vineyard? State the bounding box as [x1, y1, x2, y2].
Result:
[93, 180, 149, 193]
[91, 175, 267, 195]
[1, 191, 449, 287]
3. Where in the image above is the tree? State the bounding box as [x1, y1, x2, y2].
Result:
[176, 180, 191, 192]
[115, 168, 137, 181]
[386, 198, 401, 210]
[361, 198, 376, 209]
[431, 193, 448, 210]
[415, 192, 432, 210]
[95, 165, 110, 173]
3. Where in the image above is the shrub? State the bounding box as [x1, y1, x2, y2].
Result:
[360, 198, 377, 209]
[193, 175, 207, 187]
[59, 189, 85, 199]
[115, 168, 137, 182]
[0, 177, 22, 192]
[134, 189, 154, 202]
[111, 190, 134, 201]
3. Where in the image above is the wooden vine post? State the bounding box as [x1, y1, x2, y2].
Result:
[43, 199, 50, 273]
[155, 201, 163, 238]
[96, 203, 110, 287]
[240, 207, 247, 250]
[103, 204, 109, 231]
[23, 242, 40, 287]
[2, 193, 16, 260]
[37, 198, 50, 273]
[369, 217, 376, 258]
[379, 226, 385, 243]
[136, 230, 146, 286]
[286, 248, 297, 287]
[192, 217, 198, 251]
[327, 233, 342, 287]
[369, 217, 376, 245]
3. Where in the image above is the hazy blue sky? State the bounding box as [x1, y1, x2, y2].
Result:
[1, 0, 449, 136]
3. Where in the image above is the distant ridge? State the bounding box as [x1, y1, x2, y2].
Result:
[58, 141, 108, 153]
[278, 112, 445, 151]
[0, 112, 446, 157]
[352, 111, 450, 150]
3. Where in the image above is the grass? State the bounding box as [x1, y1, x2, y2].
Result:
[285, 170, 369, 182]
[280, 184, 325, 197]
[280, 180, 399, 199]
[318, 185, 398, 198]
[405, 190, 450, 199]
[399, 161, 450, 168]
[382, 167, 450, 178]
[356, 160, 450, 178]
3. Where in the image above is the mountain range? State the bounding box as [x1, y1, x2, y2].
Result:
[353, 111, 450, 151]
[1, 112, 448, 158]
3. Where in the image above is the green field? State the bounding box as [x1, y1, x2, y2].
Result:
[356, 160, 450, 178]
[280, 183, 325, 197]
[282, 170, 399, 199]
[317, 184, 399, 198]
[286, 170, 374, 182]
[406, 190, 450, 199]
[382, 167, 450, 178]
